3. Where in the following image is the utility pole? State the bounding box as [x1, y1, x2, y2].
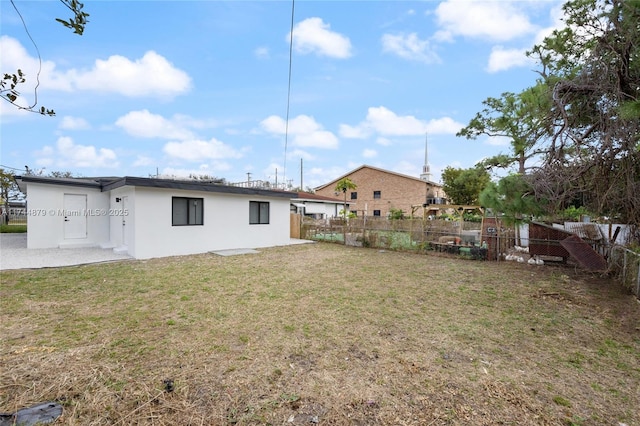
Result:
[300, 158, 303, 191]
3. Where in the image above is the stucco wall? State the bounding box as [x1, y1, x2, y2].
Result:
[127, 187, 292, 259]
[300, 201, 340, 218]
[25, 183, 110, 249]
[108, 186, 135, 253]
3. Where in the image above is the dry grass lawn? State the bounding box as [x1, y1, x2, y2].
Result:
[1, 242, 639, 425]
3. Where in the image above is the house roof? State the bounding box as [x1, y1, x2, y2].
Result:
[15, 175, 296, 199]
[313, 164, 442, 191]
[291, 192, 349, 204]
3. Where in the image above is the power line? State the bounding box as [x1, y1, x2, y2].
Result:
[0, 164, 27, 172]
[283, 0, 295, 188]
[8, 0, 45, 112]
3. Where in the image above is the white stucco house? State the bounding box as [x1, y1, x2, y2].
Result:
[15, 175, 296, 259]
[290, 192, 350, 219]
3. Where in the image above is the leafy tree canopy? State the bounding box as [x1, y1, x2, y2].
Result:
[457, 84, 553, 174]
[461, 0, 639, 236]
[527, 0, 640, 227]
[479, 174, 547, 225]
[441, 165, 491, 206]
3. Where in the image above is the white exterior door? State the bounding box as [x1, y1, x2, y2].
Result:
[121, 196, 128, 246]
[63, 194, 87, 239]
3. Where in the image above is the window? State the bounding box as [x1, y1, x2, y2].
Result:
[373, 190, 381, 199]
[373, 210, 381, 217]
[350, 192, 357, 200]
[172, 197, 203, 226]
[250, 201, 270, 224]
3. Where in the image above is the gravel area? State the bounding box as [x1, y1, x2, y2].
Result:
[0, 233, 133, 271]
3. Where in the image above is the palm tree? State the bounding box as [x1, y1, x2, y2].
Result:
[335, 177, 357, 220]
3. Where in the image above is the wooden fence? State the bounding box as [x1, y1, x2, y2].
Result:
[290, 213, 301, 239]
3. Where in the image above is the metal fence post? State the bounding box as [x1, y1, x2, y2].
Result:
[636, 259, 640, 299]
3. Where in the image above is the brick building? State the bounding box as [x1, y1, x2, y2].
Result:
[314, 165, 447, 218]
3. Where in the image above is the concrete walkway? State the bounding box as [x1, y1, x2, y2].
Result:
[0, 234, 313, 271]
[0, 233, 132, 271]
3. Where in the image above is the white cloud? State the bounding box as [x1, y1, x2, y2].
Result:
[132, 155, 155, 167]
[341, 107, 464, 139]
[307, 165, 351, 189]
[394, 160, 420, 178]
[434, 0, 537, 42]
[163, 138, 243, 162]
[425, 117, 465, 134]
[376, 137, 393, 146]
[287, 149, 315, 162]
[160, 164, 232, 178]
[0, 37, 191, 99]
[366, 107, 427, 135]
[486, 46, 535, 73]
[381, 33, 440, 64]
[71, 51, 191, 98]
[484, 135, 511, 147]
[362, 149, 377, 158]
[289, 17, 352, 59]
[35, 136, 118, 168]
[254, 46, 270, 59]
[115, 110, 195, 140]
[339, 124, 370, 139]
[260, 115, 339, 149]
[59, 116, 91, 130]
[533, 1, 569, 45]
[0, 36, 71, 114]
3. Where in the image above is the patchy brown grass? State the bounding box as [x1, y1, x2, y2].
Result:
[1, 243, 639, 425]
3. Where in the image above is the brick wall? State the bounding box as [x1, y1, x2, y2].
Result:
[315, 166, 444, 218]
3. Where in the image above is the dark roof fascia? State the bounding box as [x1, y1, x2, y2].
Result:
[292, 198, 351, 204]
[15, 175, 103, 189]
[104, 176, 296, 199]
[16, 175, 296, 199]
[293, 192, 346, 202]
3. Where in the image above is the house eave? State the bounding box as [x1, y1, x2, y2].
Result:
[15, 175, 297, 199]
[104, 177, 297, 199]
[15, 175, 103, 194]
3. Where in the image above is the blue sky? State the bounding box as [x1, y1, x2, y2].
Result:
[1, 0, 564, 189]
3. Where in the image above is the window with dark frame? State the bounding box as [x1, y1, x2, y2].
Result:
[373, 190, 381, 199]
[373, 210, 381, 216]
[249, 201, 270, 224]
[172, 197, 203, 226]
[350, 192, 357, 200]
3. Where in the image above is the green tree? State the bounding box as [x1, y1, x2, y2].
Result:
[1, 0, 89, 116]
[441, 165, 491, 205]
[334, 177, 357, 220]
[388, 208, 405, 220]
[457, 84, 553, 175]
[528, 0, 640, 228]
[0, 169, 22, 224]
[479, 174, 546, 225]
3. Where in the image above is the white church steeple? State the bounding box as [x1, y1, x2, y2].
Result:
[420, 132, 432, 182]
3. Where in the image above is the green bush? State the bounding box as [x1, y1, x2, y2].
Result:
[0, 224, 27, 233]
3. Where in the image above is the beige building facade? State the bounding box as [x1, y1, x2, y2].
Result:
[314, 165, 447, 218]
